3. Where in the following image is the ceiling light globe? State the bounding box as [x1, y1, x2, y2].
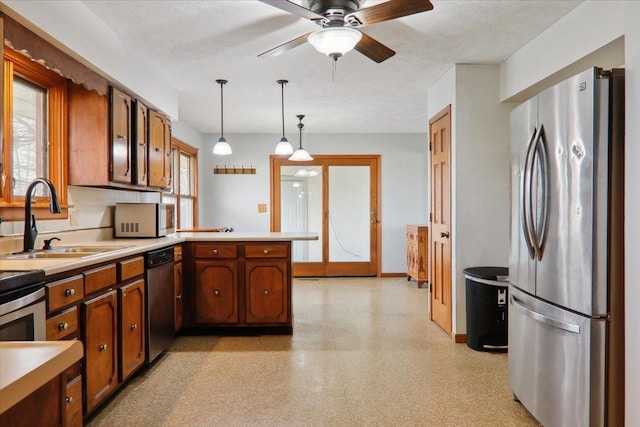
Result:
[275, 137, 294, 155]
[308, 27, 362, 57]
[213, 137, 232, 155]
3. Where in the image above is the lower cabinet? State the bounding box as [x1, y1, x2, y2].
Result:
[83, 290, 118, 414]
[119, 279, 145, 381]
[188, 241, 292, 330]
[174, 245, 184, 331]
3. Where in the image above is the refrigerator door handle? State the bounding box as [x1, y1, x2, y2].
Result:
[510, 295, 581, 334]
[521, 127, 538, 259]
[532, 125, 550, 261]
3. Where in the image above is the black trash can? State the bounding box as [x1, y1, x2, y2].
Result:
[464, 266, 509, 352]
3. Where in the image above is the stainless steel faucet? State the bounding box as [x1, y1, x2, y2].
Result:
[23, 178, 61, 252]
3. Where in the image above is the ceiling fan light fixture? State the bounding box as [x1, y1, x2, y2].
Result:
[308, 27, 362, 59]
[213, 79, 232, 156]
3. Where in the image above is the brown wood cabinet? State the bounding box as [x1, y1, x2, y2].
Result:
[148, 110, 172, 189]
[118, 279, 145, 381]
[110, 87, 133, 184]
[83, 290, 118, 414]
[133, 100, 148, 186]
[407, 225, 429, 288]
[174, 245, 184, 332]
[187, 242, 292, 331]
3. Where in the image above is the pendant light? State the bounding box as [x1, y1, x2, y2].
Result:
[274, 79, 294, 155]
[213, 79, 232, 155]
[289, 114, 313, 161]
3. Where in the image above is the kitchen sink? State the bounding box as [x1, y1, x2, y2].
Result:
[1, 246, 132, 260]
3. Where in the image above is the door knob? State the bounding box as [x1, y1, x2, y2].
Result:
[440, 231, 450, 238]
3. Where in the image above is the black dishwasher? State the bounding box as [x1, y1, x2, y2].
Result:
[145, 247, 175, 363]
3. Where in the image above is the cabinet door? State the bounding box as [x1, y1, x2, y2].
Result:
[133, 101, 148, 186]
[83, 290, 118, 413]
[195, 260, 238, 324]
[174, 261, 184, 331]
[110, 87, 132, 184]
[148, 110, 171, 189]
[245, 260, 289, 324]
[119, 279, 145, 382]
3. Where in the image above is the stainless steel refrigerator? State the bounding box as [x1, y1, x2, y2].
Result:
[508, 68, 625, 427]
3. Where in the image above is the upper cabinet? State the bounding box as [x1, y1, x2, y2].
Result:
[68, 83, 170, 191]
[148, 110, 172, 190]
[110, 88, 133, 184]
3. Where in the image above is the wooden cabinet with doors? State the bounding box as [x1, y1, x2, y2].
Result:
[110, 87, 133, 184]
[406, 225, 429, 288]
[174, 244, 184, 331]
[186, 241, 292, 331]
[118, 279, 145, 381]
[148, 110, 172, 189]
[133, 100, 149, 186]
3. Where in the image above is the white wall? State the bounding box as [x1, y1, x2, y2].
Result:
[426, 65, 512, 335]
[0, 0, 178, 118]
[624, 2, 640, 421]
[199, 132, 427, 273]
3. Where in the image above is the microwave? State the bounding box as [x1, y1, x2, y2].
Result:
[115, 203, 175, 238]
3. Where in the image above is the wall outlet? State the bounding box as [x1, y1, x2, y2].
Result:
[257, 203, 267, 213]
[69, 208, 79, 226]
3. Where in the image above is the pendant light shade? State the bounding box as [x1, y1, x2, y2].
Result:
[308, 27, 362, 60]
[213, 79, 232, 155]
[275, 79, 294, 155]
[289, 115, 313, 162]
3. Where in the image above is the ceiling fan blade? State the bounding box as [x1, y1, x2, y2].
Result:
[259, 0, 327, 23]
[258, 32, 312, 58]
[348, 0, 434, 26]
[354, 32, 395, 63]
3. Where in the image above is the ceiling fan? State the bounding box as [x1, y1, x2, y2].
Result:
[258, 0, 434, 63]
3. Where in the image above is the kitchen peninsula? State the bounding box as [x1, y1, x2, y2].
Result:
[0, 231, 317, 423]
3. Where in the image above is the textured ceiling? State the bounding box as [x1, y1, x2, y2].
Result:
[80, 0, 582, 134]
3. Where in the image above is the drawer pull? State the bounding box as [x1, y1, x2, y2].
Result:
[263, 290, 269, 295]
[214, 290, 220, 296]
[66, 396, 73, 405]
[99, 344, 108, 352]
[65, 288, 75, 297]
[213, 249, 218, 255]
[263, 249, 270, 255]
[58, 322, 69, 331]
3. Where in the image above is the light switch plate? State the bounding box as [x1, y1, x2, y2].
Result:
[69, 208, 79, 226]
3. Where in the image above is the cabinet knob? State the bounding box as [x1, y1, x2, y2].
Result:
[130, 324, 138, 330]
[117, 134, 126, 140]
[58, 322, 69, 331]
[214, 290, 220, 296]
[98, 344, 108, 351]
[263, 289, 269, 295]
[66, 396, 73, 405]
[65, 288, 75, 297]
[213, 249, 218, 255]
[176, 294, 182, 300]
[263, 249, 270, 255]
[139, 142, 145, 147]
[155, 147, 161, 152]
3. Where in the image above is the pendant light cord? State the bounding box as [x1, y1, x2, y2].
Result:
[281, 83, 286, 138]
[220, 82, 224, 138]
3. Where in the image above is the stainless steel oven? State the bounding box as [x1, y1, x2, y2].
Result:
[0, 270, 46, 341]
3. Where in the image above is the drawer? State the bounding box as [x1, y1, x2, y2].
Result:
[47, 275, 84, 313]
[174, 245, 183, 262]
[46, 307, 78, 340]
[193, 243, 238, 259]
[84, 264, 117, 294]
[118, 256, 144, 282]
[245, 243, 288, 258]
[65, 375, 83, 427]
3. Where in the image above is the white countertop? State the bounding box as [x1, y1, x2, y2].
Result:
[0, 341, 84, 414]
[0, 232, 318, 275]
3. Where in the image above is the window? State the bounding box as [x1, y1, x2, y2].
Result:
[1, 47, 68, 219]
[162, 138, 198, 229]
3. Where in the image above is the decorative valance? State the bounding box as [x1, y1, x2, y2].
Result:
[3, 15, 108, 96]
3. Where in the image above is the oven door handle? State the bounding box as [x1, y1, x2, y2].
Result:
[0, 287, 45, 316]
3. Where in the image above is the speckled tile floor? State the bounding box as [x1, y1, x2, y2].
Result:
[87, 277, 540, 427]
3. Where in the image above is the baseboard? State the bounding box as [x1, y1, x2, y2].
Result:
[453, 333, 467, 344]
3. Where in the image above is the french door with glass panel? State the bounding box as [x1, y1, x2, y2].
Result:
[270, 155, 380, 277]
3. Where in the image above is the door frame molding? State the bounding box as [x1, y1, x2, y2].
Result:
[270, 154, 381, 277]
